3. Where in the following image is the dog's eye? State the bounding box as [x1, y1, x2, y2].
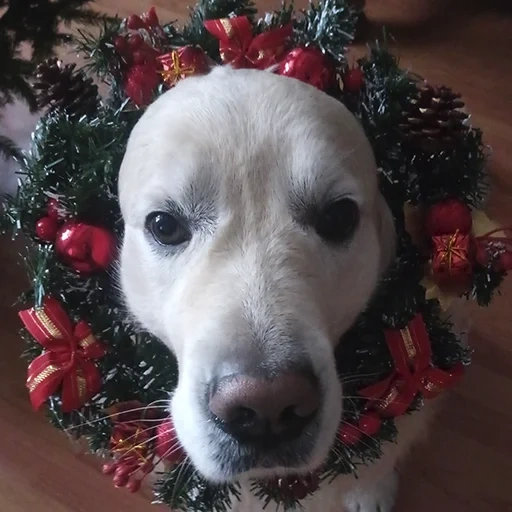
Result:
[146, 212, 191, 246]
[315, 199, 360, 243]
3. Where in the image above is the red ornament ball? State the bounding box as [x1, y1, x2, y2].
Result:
[343, 67, 365, 93]
[124, 63, 160, 107]
[277, 47, 337, 92]
[425, 199, 473, 237]
[358, 412, 382, 437]
[155, 418, 185, 464]
[337, 423, 362, 445]
[36, 216, 59, 243]
[55, 221, 116, 273]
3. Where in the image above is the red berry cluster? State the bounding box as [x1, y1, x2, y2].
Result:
[103, 409, 185, 494]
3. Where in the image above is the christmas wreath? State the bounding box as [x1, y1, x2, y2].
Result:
[1, 1, 511, 511]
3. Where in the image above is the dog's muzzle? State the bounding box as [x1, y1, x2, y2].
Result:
[203, 362, 323, 476]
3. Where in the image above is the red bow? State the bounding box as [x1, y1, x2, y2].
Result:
[20, 298, 106, 412]
[204, 16, 292, 69]
[360, 314, 464, 417]
[475, 226, 512, 272]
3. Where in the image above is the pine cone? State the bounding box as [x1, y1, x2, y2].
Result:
[400, 83, 469, 152]
[33, 58, 99, 118]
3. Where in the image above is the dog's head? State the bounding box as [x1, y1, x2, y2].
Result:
[118, 66, 395, 482]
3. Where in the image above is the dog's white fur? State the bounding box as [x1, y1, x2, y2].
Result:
[118, 66, 440, 511]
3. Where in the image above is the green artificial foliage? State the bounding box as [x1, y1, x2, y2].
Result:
[1, 1, 507, 511]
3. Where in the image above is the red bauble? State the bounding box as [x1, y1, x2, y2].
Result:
[425, 199, 473, 237]
[35, 216, 59, 242]
[431, 232, 473, 287]
[343, 67, 365, 93]
[277, 47, 337, 92]
[337, 423, 362, 445]
[55, 221, 116, 273]
[124, 63, 160, 107]
[358, 412, 382, 437]
[158, 47, 210, 88]
[155, 418, 185, 464]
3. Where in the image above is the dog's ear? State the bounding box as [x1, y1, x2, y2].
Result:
[376, 193, 396, 273]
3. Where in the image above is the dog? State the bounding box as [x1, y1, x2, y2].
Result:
[118, 65, 442, 512]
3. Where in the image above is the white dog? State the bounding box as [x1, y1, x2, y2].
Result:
[118, 66, 438, 512]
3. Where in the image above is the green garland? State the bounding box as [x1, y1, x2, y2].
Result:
[1, 1, 508, 511]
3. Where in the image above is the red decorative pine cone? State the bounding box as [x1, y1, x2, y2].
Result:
[278, 47, 337, 92]
[425, 199, 473, 237]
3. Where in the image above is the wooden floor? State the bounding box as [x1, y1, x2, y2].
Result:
[1, 1, 512, 511]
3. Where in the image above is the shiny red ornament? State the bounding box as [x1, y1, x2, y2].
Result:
[36, 216, 59, 243]
[278, 47, 337, 92]
[55, 221, 116, 273]
[337, 423, 362, 445]
[158, 47, 210, 88]
[19, 297, 106, 412]
[155, 418, 185, 464]
[358, 412, 382, 437]
[425, 199, 473, 237]
[431, 231, 473, 287]
[204, 16, 292, 69]
[343, 67, 365, 93]
[124, 62, 160, 107]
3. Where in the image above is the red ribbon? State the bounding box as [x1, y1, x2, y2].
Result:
[204, 16, 292, 69]
[475, 226, 512, 271]
[359, 314, 464, 417]
[19, 297, 106, 412]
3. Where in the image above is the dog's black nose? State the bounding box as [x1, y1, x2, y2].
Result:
[209, 371, 320, 444]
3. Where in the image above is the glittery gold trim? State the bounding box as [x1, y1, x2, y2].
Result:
[79, 335, 95, 350]
[220, 18, 233, 38]
[376, 387, 399, 412]
[35, 310, 63, 339]
[27, 364, 61, 392]
[76, 368, 86, 400]
[400, 326, 417, 361]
